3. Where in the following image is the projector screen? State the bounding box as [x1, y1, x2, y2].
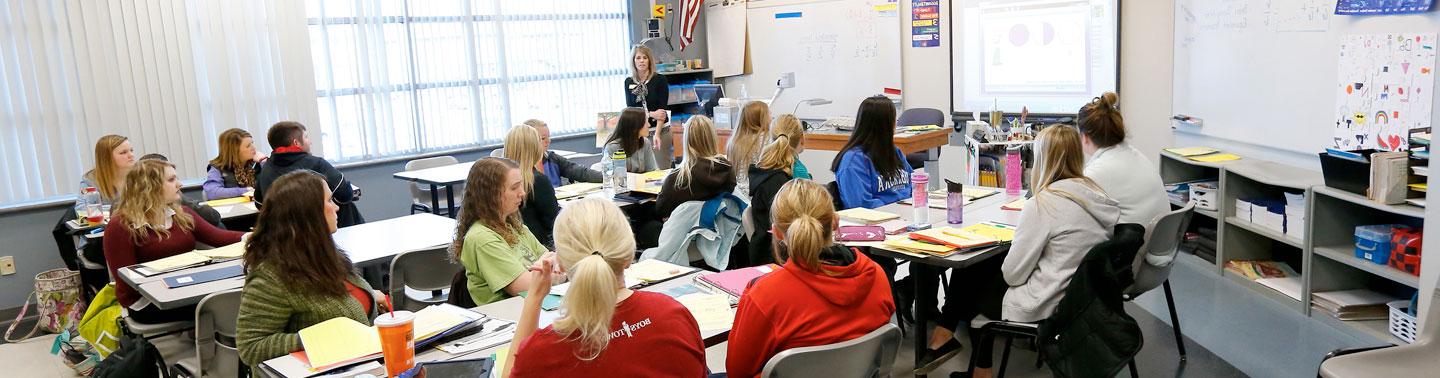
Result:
[951, 0, 1119, 116]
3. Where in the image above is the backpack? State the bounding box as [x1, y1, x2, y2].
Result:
[77, 284, 124, 358]
[92, 327, 171, 378]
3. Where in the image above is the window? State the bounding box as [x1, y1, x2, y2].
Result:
[306, 0, 633, 162]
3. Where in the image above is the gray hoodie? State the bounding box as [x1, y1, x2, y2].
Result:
[1001, 178, 1121, 323]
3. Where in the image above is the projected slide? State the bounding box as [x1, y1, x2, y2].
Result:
[954, 0, 1117, 115]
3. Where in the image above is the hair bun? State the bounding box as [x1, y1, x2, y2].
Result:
[1098, 92, 1119, 109]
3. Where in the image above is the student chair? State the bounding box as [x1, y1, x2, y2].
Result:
[173, 289, 244, 378]
[1319, 288, 1440, 377]
[389, 247, 462, 311]
[1123, 202, 1195, 361]
[404, 156, 460, 215]
[898, 108, 947, 169]
[967, 224, 1146, 378]
[120, 309, 193, 342]
[760, 323, 901, 378]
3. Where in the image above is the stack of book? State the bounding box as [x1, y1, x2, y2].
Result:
[1312, 290, 1394, 321]
[695, 264, 780, 305]
[290, 304, 483, 373]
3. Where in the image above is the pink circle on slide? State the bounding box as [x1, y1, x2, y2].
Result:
[1009, 24, 1029, 46]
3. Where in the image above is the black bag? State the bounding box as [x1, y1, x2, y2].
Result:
[92, 332, 171, 378]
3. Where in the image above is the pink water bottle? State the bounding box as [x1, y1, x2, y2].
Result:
[1005, 145, 1023, 196]
[911, 170, 930, 228]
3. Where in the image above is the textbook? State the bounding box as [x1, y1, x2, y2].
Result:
[836, 207, 901, 224]
[133, 242, 247, 276]
[696, 264, 780, 299]
[908, 227, 997, 250]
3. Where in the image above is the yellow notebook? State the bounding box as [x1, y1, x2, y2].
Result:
[297, 317, 381, 370]
[555, 182, 603, 199]
[494, 346, 512, 378]
[1164, 147, 1218, 157]
[909, 227, 997, 249]
[1190, 153, 1241, 163]
[882, 235, 955, 254]
[201, 196, 251, 207]
[140, 252, 212, 272]
[960, 223, 1017, 242]
[195, 242, 245, 260]
[641, 169, 671, 181]
[837, 208, 901, 224]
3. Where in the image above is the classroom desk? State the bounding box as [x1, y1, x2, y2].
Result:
[118, 213, 457, 310]
[396, 160, 653, 216]
[260, 270, 724, 378]
[670, 125, 951, 158]
[837, 188, 1025, 374]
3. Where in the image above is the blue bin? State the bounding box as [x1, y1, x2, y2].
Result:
[1355, 225, 1402, 265]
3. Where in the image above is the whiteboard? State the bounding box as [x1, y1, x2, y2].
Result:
[1172, 0, 1440, 155]
[738, 0, 903, 117]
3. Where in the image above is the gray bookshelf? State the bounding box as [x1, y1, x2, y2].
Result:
[1157, 150, 1423, 346]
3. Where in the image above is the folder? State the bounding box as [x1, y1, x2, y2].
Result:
[908, 227, 997, 250]
[881, 235, 956, 255]
[960, 222, 1016, 242]
[836, 208, 901, 224]
[201, 196, 251, 207]
[1190, 153, 1241, 163]
[164, 265, 244, 289]
[696, 264, 779, 299]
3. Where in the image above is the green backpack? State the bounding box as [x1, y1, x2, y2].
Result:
[77, 284, 124, 358]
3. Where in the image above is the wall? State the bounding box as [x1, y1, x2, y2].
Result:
[628, 0, 710, 65]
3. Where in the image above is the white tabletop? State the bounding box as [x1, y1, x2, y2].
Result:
[333, 213, 458, 265]
[119, 259, 245, 310]
[393, 160, 476, 186]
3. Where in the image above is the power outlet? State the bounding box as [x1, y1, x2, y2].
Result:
[0, 256, 14, 276]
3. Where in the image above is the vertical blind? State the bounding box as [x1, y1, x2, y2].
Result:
[307, 0, 633, 162]
[0, 0, 317, 206]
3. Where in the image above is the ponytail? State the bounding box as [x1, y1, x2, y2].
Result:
[554, 254, 619, 360]
[781, 214, 829, 272]
[756, 134, 796, 175]
[1077, 91, 1125, 148]
[769, 180, 838, 273]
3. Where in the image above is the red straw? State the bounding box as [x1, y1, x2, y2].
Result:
[384, 294, 395, 318]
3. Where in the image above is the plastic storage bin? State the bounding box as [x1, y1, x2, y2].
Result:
[1318, 149, 1375, 196]
[1355, 225, 1404, 264]
[1190, 181, 1219, 211]
[1388, 300, 1417, 344]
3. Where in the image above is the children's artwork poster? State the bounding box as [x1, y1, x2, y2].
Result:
[595, 112, 619, 148]
[1333, 33, 1436, 151]
[911, 0, 940, 47]
[1335, 0, 1434, 15]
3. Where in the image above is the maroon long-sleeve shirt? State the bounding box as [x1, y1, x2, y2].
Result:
[103, 207, 243, 308]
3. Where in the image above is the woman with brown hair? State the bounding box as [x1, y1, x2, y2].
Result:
[727, 101, 770, 198]
[915, 125, 1120, 377]
[80, 134, 136, 205]
[452, 158, 558, 305]
[601, 108, 659, 173]
[236, 171, 388, 369]
[204, 128, 264, 200]
[103, 159, 243, 323]
[1077, 92, 1168, 227]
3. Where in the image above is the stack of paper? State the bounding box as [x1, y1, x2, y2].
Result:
[1235, 199, 1254, 222]
[908, 227, 998, 250]
[1283, 192, 1307, 239]
[1255, 277, 1302, 300]
[836, 208, 901, 224]
[412, 305, 481, 346]
[675, 293, 736, 331]
[1190, 153, 1241, 163]
[196, 242, 246, 260]
[1000, 198, 1027, 211]
[1164, 147, 1219, 157]
[1312, 290, 1395, 320]
[625, 259, 697, 284]
[1224, 261, 1298, 280]
[1369, 152, 1409, 205]
[959, 222, 1017, 242]
[135, 252, 214, 276]
[555, 183, 603, 200]
[881, 235, 957, 256]
[201, 196, 251, 207]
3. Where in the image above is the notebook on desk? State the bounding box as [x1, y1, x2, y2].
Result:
[696, 264, 780, 300]
[164, 264, 244, 289]
[133, 242, 247, 276]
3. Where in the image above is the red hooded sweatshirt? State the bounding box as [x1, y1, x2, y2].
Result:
[726, 246, 896, 377]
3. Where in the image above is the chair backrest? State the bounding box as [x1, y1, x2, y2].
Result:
[1127, 203, 1194, 295]
[447, 270, 477, 308]
[825, 181, 846, 212]
[389, 247, 463, 311]
[896, 108, 945, 128]
[489, 148, 505, 158]
[194, 288, 243, 378]
[760, 322, 901, 378]
[404, 156, 459, 200]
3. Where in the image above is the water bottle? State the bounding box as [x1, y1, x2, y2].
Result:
[911, 170, 930, 229]
[946, 179, 964, 224]
[83, 187, 103, 225]
[602, 155, 616, 197]
[611, 149, 629, 194]
[1005, 145, 1023, 196]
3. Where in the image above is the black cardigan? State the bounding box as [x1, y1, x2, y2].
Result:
[519, 169, 562, 248]
[624, 74, 670, 129]
[746, 166, 793, 266]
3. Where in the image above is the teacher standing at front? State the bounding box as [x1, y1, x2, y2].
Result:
[624, 45, 673, 169]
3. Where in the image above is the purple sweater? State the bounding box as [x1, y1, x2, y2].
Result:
[203, 166, 251, 200]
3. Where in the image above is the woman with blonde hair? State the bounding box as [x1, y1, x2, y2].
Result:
[522, 119, 603, 187]
[744, 120, 805, 265]
[504, 124, 562, 247]
[769, 114, 811, 180]
[452, 158, 556, 305]
[623, 45, 673, 166]
[204, 128, 265, 200]
[727, 101, 770, 197]
[508, 198, 706, 377]
[915, 125, 1120, 376]
[80, 134, 136, 205]
[104, 159, 243, 323]
[655, 115, 736, 219]
[727, 180, 895, 377]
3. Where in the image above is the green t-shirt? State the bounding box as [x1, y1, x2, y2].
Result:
[459, 221, 546, 305]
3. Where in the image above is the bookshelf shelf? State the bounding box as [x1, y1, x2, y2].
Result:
[1313, 186, 1425, 218]
[1225, 217, 1304, 248]
[1311, 312, 1405, 346]
[1220, 271, 1304, 313]
[1313, 245, 1420, 289]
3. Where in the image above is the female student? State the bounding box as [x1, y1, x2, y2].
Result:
[103, 160, 243, 323]
[507, 198, 706, 377]
[80, 134, 136, 205]
[1077, 92, 1168, 226]
[622, 45, 671, 165]
[654, 115, 736, 219]
[831, 95, 912, 209]
[601, 108, 659, 173]
[727, 101, 770, 197]
[236, 171, 388, 368]
[745, 130, 802, 266]
[504, 124, 562, 248]
[770, 114, 811, 180]
[452, 158, 556, 305]
[523, 119, 603, 187]
[204, 128, 264, 200]
[727, 180, 896, 377]
[915, 125, 1120, 377]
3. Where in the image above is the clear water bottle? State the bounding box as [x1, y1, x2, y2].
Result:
[1005, 145, 1023, 196]
[611, 149, 629, 194]
[82, 187, 103, 225]
[911, 170, 930, 229]
[946, 179, 964, 224]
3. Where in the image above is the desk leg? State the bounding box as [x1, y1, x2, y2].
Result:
[927, 146, 942, 191]
[445, 184, 458, 218]
[913, 263, 934, 376]
[429, 184, 441, 215]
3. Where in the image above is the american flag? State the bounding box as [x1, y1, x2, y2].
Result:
[678, 0, 702, 50]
